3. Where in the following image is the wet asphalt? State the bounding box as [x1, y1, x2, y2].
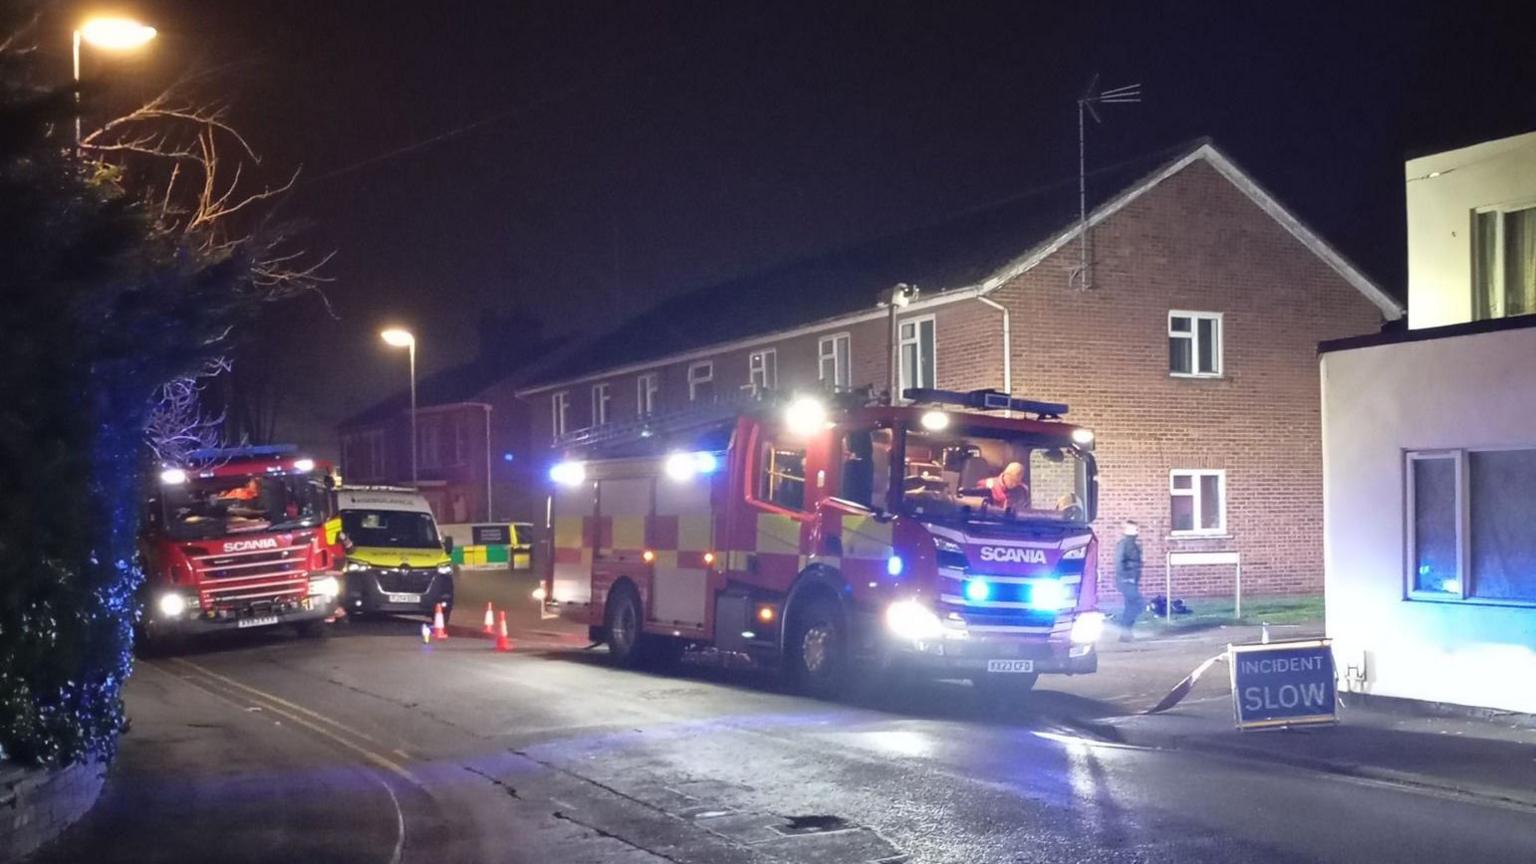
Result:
[36, 613, 1536, 864]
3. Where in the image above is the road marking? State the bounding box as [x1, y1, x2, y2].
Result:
[165, 659, 416, 782]
[169, 657, 388, 745]
[144, 662, 410, 864]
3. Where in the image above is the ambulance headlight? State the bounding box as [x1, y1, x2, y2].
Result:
[885, 600, 944, 641]
[436, 563, 454, 575]
[1028, 579, 1068, 612]
[549, 460, 586, 487]
[344, 560, 369, 573]
[157, 592, 188, 618]
[1070, 611, 1106, 644]
[308, 576, 340, 598]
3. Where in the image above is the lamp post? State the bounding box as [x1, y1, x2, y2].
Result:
[73, 17, 158, 147]
[380, 328, 418, 487]
[885, 283, 918, 404]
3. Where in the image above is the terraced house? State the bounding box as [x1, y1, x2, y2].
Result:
[517, 140, 1403, 601]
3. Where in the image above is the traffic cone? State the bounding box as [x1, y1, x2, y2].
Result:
[432, 602, 448, 640]
[482, 602, 495, 635]
[495, 611, 513, 653]
[420, 622, 431, 644]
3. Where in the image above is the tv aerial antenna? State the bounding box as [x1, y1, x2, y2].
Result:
[1073, 75, 1141, 290]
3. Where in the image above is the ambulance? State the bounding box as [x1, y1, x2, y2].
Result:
[336, 486, 456, 619]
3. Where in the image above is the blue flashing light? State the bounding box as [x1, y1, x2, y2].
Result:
[886, 555, 904, 577]
[1027, 579, 1068, 612]
[964, 579, 991, 602]
[503, 452, 515, 463]
[693, 452, 719, 474]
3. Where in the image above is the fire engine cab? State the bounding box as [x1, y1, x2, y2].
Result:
[541, 389, 1106, 697]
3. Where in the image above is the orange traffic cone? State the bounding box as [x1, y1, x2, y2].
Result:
[495, 611, 513, 653]
[482, 602, 495, 635]
[432, 602, 448, 640]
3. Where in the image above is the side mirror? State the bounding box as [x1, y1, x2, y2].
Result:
[442, 536, 455, 554]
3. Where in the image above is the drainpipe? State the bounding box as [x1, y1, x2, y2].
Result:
[975, 295, 1011, 400]
[484, 404, 494, 522]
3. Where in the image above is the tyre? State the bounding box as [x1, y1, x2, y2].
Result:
[785, 595, 849, 698]
[604, 582, 647, 668]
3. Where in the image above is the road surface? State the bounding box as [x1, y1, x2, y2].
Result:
[40, 594, 1536, 863]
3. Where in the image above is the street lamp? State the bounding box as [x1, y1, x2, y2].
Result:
[380, 328, 418, 487]
[885, 283, 919, 404]
[73, 17, 158, 147]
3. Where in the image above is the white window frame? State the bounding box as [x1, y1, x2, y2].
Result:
[637, 373, 658, 416]
[551, 391, 569, 441]
[748, 348, 777, 393]
[1169, 468, 1227, 536]
[591, 382, 611, 426]
[418, 417, 442, 470]
[897, 315, 936, 395]
[1404, 447, 1536, 608]
[688, 361, 714, 402]
[1168, 310, 1223, 378]
[1471, 201, 1536, 320]
[818, 332, 851, 390]
[452, 414, 470, 465]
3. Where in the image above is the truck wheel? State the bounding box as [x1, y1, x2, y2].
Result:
[786, 596, 848, 698]
[604, 582, 647, 668]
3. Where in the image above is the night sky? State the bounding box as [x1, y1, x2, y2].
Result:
[50, 1, 1536, 453]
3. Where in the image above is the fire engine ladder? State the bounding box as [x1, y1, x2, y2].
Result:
[555, 389, 779, 453]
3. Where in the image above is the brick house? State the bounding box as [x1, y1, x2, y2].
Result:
[516, 140, 1403, 599]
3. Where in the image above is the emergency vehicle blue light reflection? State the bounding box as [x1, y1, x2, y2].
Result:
[964, 579, 991, 602]
[549, 461, 586, 486]
[886, 555, 904, 576]
[692, 452, 719, 474]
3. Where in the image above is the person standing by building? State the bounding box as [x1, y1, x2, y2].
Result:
[1115, 519, 1144, 641]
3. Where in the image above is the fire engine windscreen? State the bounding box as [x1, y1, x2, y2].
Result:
[161, 473, 331, 540]
[896, 427, 1090, 524]
[340, 510, 440, 548]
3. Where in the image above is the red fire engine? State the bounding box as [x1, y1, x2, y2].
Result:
[541, 389, 1106, 696]
[138, 445, 344, 648]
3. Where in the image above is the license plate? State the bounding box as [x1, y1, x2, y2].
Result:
[238, 615, 281, 629]
[986, 659, 1034, 673]
[385, 593, 422, 604]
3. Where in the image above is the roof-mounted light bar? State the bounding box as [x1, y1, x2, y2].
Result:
[902, 388, 1069, 418]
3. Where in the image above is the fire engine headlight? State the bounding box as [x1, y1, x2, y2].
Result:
[308, 576, 340, 598]
[1027, 579, 1068, 612]
[885, 600, 944, 641]
[1070, 611, 1106, 644]
[157, 592, 188, 618]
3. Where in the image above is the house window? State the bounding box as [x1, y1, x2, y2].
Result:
[1408, 448, 1536, 604]
[819, 333, 851, 390]
[591, 383, 611, 426]
[1472, 204, 1536, 320]
[637, 373, 658, 416]
[1170, 469, 1225, 535]
[551, 391, 569, 441]
[418, 418, 442, 469]
[452, 415, 470, 465]
[897, 316, 936, 395]
[688, 361, 714, 402]
[364, 430, 384, 479]
[748, 349, 777, 393]
[1169, 311, 1222, 377]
